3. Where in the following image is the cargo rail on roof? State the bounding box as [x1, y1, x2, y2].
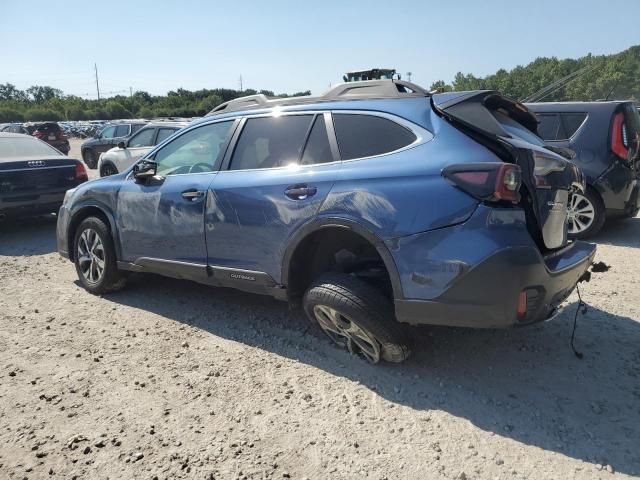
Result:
[206, 80, 430, 116]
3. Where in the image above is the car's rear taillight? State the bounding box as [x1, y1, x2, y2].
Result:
[611, 112, 629, 161]
[442, 163, 521, 203]
[75, 162, 88, 182]
[34, 131, 46, 139]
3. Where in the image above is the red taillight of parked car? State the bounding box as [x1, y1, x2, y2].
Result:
[517, 291, 528, 320]
[611, 112, 629, 161]
[442, 163, 521, 203]
[33, 131, 47, 139]
[75, 162, 88, 182]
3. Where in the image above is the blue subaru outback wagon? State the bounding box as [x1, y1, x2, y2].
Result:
[57, 80, 596, 363]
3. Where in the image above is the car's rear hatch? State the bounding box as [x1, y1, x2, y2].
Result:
[432, 91, 585, 251]
[0, 157, 81, 199]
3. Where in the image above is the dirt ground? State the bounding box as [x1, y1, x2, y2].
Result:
[1, 139, 639, 479]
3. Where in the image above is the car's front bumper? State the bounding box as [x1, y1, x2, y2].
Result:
[56, 204, 71, 259]
[389, 205, 596, 328]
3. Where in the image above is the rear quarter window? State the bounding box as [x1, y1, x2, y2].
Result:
[332, 114, 417, 160]
[560, 113, 587, 138]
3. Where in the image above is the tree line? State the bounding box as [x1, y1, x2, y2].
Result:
[0, 86, 312, 123]
[1, 45, 638, 123]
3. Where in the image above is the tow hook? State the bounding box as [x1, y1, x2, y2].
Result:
[571, 261, 611, 359]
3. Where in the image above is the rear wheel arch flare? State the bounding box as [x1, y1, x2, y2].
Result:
[282, 218, 403, 301]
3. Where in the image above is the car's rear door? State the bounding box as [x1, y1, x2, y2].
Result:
[205, 112, 340, 284]
[116, 120, 237, 272]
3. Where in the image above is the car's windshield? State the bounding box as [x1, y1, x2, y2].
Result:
[493, 110, 546, 147]
[0, 136, 62, 159]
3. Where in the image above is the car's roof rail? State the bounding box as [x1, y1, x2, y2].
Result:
[207, 80, 429, 116]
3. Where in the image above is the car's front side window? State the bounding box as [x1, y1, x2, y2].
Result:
[100, 126, 116, 139]
[152, 121, 234, 176]
[128, 128, 155, 148]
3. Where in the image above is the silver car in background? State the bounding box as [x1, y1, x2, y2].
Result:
[97, 121, 187, 176]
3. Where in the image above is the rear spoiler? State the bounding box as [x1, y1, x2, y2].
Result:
[431, 90, 539, 139]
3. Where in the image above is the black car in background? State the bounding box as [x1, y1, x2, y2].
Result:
[0, 133, 88, 219]
[527, 101, 640, 238]
[80, 121, 147, 168]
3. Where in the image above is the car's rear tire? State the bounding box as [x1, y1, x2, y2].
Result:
[568, 188, 605, 239]
[303, 273, 411, 364]
[73, 217, 126, 294]
[82, 149, 97, 169]
[100, 163, 118, 177]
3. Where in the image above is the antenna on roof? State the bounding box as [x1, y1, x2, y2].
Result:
[521, 64, 597, 103]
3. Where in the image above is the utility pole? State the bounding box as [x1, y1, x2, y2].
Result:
[407, 72, 412, 82]
[239, 74, 243, 92]
[129, 86, 133, 98]
[94, 63, 101, 100]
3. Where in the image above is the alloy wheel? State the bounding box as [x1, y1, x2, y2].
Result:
[567, 192, 595, 235]
[77, 228, 105, 284]
[312, 304, 381, 363]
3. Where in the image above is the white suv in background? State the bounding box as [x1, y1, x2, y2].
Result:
[97, 122, 187, 176]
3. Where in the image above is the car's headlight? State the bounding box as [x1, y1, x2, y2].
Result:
[63, 188, 77, 206]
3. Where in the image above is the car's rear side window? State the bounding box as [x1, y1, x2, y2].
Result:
[114, 125, 130, 137]
[332, 114, 416, 160]
[560, 113, 587, 138]
[536, 113, 563, 141]
[300, 116, 333, 165]
[230, 115, 313, 170]
[131, 124, 145, 133]
[156, 128, 177, 144]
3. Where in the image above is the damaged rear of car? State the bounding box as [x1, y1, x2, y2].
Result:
[394, 90, 596, 328]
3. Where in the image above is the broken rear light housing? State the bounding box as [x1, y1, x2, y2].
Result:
[442, 162, 521, 203]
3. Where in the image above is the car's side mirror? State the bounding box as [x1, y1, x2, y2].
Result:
[133, 160, 157, 181]
[118, 141, 126, 149]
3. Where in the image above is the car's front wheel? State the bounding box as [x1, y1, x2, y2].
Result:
[100, 163, 118, 177]
[73, 217, 126, 294]
[303, 273, 411, 364]
[82, 149, 97, 169]
[568, 189, 605, 239]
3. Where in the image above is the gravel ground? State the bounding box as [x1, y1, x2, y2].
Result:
[1, 139, 639, 479]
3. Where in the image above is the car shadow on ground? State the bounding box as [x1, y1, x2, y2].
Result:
[0, 215, 58, 256]
[595, 216, 640, 248]
[103, 274, 640, 475]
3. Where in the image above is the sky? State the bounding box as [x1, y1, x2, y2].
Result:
[0, 0, 638, 98]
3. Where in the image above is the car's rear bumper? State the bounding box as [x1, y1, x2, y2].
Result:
[0, 192, 66, 218]
[388, 205, 596, 328]
[394, 242, 595, 328]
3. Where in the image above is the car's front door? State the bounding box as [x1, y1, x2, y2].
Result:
[116, 120, 237, 272]
[97, 125, 116, 153]
[206, 113, 340, 283]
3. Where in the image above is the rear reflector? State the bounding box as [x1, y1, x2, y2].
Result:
[75, 162, 88, 182]
[442, 163, 521, 203]
[611, 112, 629, 161]
[517, 291, 528, 320]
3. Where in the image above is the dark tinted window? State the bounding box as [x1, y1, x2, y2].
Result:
[560, 113, 587, 138]
[300, 116, 333, 165]
[333, 114, 416, 160]
[156, 127, 177, 144]
[536, 114, 563, 141]
[131, 124, 145, 133]
[230, 115, 313, 170]
[114, 125, 130, 137]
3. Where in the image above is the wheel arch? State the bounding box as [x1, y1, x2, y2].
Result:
[67, 203, 119, 262]
[282, 217, 404, 301]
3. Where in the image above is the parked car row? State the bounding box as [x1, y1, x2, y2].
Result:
[1, 121, 70, 154]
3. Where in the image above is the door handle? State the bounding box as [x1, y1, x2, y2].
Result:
[182, 189, 205, 201]
[284, 185, 317, 200]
